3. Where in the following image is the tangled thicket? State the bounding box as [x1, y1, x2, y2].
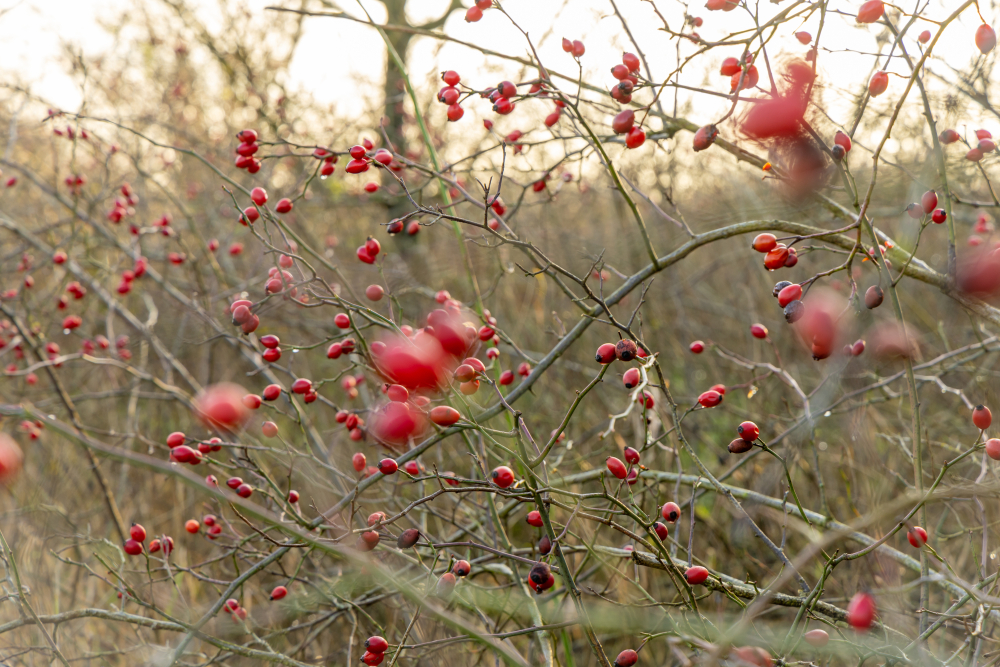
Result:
[3, 0, 1000, 666]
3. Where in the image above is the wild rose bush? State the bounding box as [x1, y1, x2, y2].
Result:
[2, 0, 1000, 665]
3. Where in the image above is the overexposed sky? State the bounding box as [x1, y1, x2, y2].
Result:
[0, 0, 993, 136]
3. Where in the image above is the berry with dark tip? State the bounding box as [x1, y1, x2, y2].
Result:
[606, 456, 627, 479]
[616, 339, 638, 362]
[491, 466, 515, 488]
[596, 343, 617, 363]
[365, 636, 389, 653]
[529, 562, 551, 586]
[685, 566, 709, 585]
[973, 405, 992, 430]
[661, 501, 680, 523]
[772, 281, 793, 298]
[737, 421, 759, 441]
[698, 390, 722, 408]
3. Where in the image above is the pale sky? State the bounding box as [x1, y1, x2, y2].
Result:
[0, 0, 993, 139]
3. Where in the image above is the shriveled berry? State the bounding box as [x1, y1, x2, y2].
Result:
[784, 300, 805, 323]
[528, 561, 551, 586]
[615, 339, 638, 361]
[729, 438, 754, 454]
[396, 528, 420, 549]
[865, 285, 884, 309]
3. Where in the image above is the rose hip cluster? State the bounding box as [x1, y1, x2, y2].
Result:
[233, 128, 261, 174]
